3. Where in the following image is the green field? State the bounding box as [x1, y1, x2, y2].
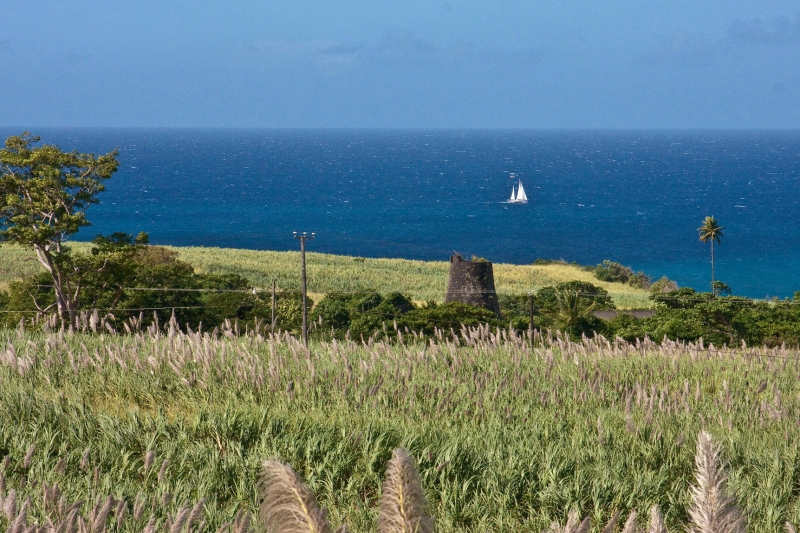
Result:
[0, 324, 797, 533]
[0, 243, 654, 308]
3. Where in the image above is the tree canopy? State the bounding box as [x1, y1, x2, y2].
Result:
[698, 215, 724, 245]
[0, 133, 119, 328]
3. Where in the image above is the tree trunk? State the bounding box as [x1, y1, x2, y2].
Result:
[711, 239, 716, 294]
[52, 267, 75, 331]
[34, 245, 77, 330]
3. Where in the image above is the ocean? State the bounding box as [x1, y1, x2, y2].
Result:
[3, 128, 799, 298]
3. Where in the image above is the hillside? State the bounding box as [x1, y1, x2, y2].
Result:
[0, 243, 654, 308]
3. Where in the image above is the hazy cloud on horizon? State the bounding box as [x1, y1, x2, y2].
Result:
[727, 13, 800, 44]
[2, 1, 800, 128]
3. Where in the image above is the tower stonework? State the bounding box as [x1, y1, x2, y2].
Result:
[444, 254, 501, 317]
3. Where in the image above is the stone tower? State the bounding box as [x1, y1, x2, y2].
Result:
[444, 254, 501, 317]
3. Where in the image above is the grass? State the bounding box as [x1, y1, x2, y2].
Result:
[0, 244, 42, 289]
[0, 322, 799, 532]
[0, 243, 654, 308]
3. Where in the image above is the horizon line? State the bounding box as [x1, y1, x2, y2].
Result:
[3, 126, 800, 132]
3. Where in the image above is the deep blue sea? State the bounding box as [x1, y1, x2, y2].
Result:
[3, 128, 800, 298]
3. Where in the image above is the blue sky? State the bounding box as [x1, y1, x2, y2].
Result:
[2, 1, 800, 128]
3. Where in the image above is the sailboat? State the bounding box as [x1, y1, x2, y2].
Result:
[508, 180, 528, 204]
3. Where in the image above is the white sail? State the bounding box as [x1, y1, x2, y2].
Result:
[516, 180, 528, 202]
[509, 186, 517, 202]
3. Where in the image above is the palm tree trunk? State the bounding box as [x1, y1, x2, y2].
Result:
[710, 239, 715, 294]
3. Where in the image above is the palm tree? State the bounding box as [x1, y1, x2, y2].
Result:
[698, 216, 724, 294]
[553, 289, 597, 335]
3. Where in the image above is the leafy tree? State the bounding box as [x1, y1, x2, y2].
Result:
[652, 287, 707, 309]
[79, 232, 151, 311]
[314, 292, 415, 339]
[650, 275, 678, 294]
[353, 293, 384, 313]
[711, 280, 732, 296]
[401, 302, 498, 336]
[698, 215, 724, 295]
[592, 260, 651, 288]
[0, 133, 119, 329]
[605, 287, 800, 347]
[498, 293, 529, 317]
[314, 294, 352, 333]
[2, 235, 202, 329]
[594, 260, 631, 283]
[497, 293, 539, 331]
[382, 292, 415, 313]
[694, 297, 751, 345]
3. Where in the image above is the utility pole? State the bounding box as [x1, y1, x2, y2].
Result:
[271, 280, 276, 335]
[293, 231, 315, 347]
[528, 291, 536, 347]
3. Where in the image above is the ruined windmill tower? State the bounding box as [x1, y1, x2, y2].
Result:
[444, 254, 501, 317]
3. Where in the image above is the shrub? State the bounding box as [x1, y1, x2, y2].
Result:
[313, 294, 352, 331]
[593, 260, 632, 283]
[650, 275, 679, 294]
[315, 292, 417, 339]
[593, 260, 651, 289]
[536, 281, 615, 312]
[498, 293, 530, 317]
[400, 302, 500, 335]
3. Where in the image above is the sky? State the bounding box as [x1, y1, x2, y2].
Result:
[2, 1, 800, 128]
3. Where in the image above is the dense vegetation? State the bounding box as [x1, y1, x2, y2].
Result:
[0, 236, 615, 340]
[0, 324, 798, 532]
[608, 289, 800, 348]
[0, 234, 307, 333]
[590, 260, 653, 290]
[0, 243, 655, 309]
[3, 237, 800, 346]
[0, 235, 646, 340]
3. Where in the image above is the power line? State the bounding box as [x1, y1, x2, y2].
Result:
[31, 285, 255, 293]
[13, 286, 800, 311]
[0, 304, 250, 314]
[23, 284, 795, 303]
